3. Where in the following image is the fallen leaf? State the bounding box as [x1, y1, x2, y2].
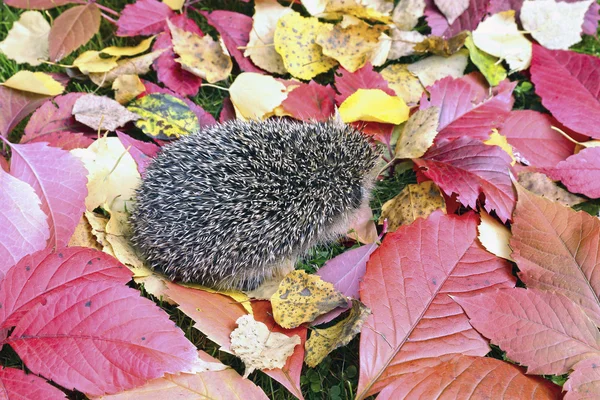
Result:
[435, 0, 469, 24]
[521, 0, 592, 50]
[339, 88, 409, 124]
[72, 51, 118, 75]
[413, 31, 468, 56]
[380, 63, 424, 105]
[48, 3, 101, 62]
[472, 10, 532, 72]
[115, 131, 160, 176]
[0, 86, 50, 137]
[407, 49, 469, 87]
[2, 71, 64, 96]
[162, 0, 184, 11]
[564, 357, 600, 400]
[0, 367, 66, 400]
[477, 210, 513, 261]
[104, 210, 152, 277]
[426, 0, 488, 38]
[101, 36, 155, 57]
[484, 130, 515, 165]
[379, 181, 446, 231]
[347, 201, 379, 244]
[230, 315, 301, 377]
[271, 270, 348, 329]
[4, 0, 74, 9]
[305, 300, 370, 367]
[245, 0, 293, 74]
[112, 74, 145, 104]
[545, 147, 600, 201]
[229, 72, 288, 120]
[128, 93, 199, 139]
[68, 215, 101, 250]
[181, 284, 253, 315]
[395, 106, 440, 159]
[274, 11, 338, 80]
[464, 33, 506, 86]
[518, 171, 584, 207]
[72, 94, 140, 131]
[0, 11, 50, 66]
[89, 49, 166, 87]
[310, 0, 393, 22]
[281, 81, 336, 122]
[392, 0, 425, 30]
[334, 63, 395, 104]
[116, 0, 174, 37]
[167, 20, 232, 83]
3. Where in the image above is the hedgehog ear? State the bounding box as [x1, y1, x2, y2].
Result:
[332, 106, 344, 127]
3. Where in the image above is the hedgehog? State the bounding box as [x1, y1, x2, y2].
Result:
[130, 118, 379, 291]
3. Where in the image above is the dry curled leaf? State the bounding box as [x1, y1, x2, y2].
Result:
[112, 74, 146, 104]
[0, 11, 50, 66]
[413, 31, 468, 56]
[72, 94, 140, 132]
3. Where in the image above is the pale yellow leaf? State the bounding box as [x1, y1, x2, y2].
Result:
[434, 0, 469, 25]
[112, 74, 145, 104]
[0, 11, 50, 66]
[1, 71, 64, 96]
[477, 210, 513, 262]
[380, 63, 424, 105]
[347, 201, 379, 244]
[162, 0, 184, 10]
[392, 0, 425, 30]
[73, 51, 119, 74]
[484, 130, 515, 165]
[316, 0, 393, 23]
[229, 72, 288, 120]
[339, 88, 409, 124]
[105, 209, 152, 277]
[68, 215, 103, 250]
[134, 274, 176, 305]
[101, 36, 155, 57]
[407, 49, 469, 87]
[395, 106, 440, 159]
[387, 27, 426, 59]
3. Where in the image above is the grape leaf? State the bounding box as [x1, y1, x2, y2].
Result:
[564, 357, 600, 399]
[334, 63, 395, 104]
[281, 81, 336, 122]
[48, 4, 101, 62]
[0, 86, 49, 137]
[4, 0, 73, 9]
[9, 142, 88, 248]
[0, 367, 65, 400]
[414, 136, 516, 223]
[357, 211, 515, 398]
[530, 44, 600, 138]
[116, 0, 174, 37]
[511, 183, 600, 325]
[544, 147, 600, 199]
[454, 288, 600, 375]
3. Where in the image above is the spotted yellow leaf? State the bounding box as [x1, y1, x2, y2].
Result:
[112, 74, 145, 104]
[395, 106, 440, 159]
[101, 36, 155, 57]
[380, 63, 424, 105]
[339, 88, 409, 124]
[274, 11, 338, 80]
[484, 130, 515, 165]
[271, 270, 348, 329]
[1, 71, 64, 95]
[229, 72, 288, 120]
[464, 34, 506, 86]
[127, 93, 200, 140]
[73, 50, 119, 74]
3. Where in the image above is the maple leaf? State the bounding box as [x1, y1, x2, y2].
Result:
[357, 211, 515, 398]
[116, 0, 174, 37]
[48, 4, 101, 62]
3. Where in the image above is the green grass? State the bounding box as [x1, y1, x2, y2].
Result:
[1, 1, 600, 399]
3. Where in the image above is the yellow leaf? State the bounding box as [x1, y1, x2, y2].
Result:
[484, 130, 515, 165]
[0, 11, 50, 66]
[395, 106, 440, 159]
[274, 11, 338, 80]
[316, 16, 388, 72]
[305, 300, 370, 367]
[477, 211, 513, 262]
[127, 93, 200, 140]
[101, 36, 155, 57]
[1, 71, 64, 96]
[517, 171, 585, 208]
[167, 20, 232, 83]
[380, 63, 424, 105]
[347, 202, 379, 244]
[271, 270, 348, 329]
[68, 215, 103, 250]
[339, 88, 409, 124]
[464, 34, 507, 86]
[245, 0, 293, 74]
[134, 274, 176, 305]
[162, 0, 184, 10]
[182, 283, 254, 314]
[407, 49, 469, 88]
[72, 50, 119, 74]
[112, 74, 145, 104]
[229, 72, 288, 120]
[550, 126, 600, 154]
[89, 49, 166, 87]
[378, 181, 446, 232]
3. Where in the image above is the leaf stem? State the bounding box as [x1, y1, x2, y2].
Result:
[95, 3, 120, 16]
[101, 13, 118, 25]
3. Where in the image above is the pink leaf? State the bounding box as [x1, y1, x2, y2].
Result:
[282, 81, 336, 122]
[48, 4, 101, 62]
[530, 45, 600, 139]
[0, 169, 49, 277]
[334, 64, 395, 104]
[454, 288, 600, 375]
[420, 74, 515, 140]
[152, 15, 203, 96]
[544, 147, 600, 198]
[22, 93, 94, 150]
[0, 247, 131, 329]
[498, 110, 578, 168]
[3, 0, 73, 9]
[414, 137, 516, 222]
[564, 357, 600, 399]
[425, 0, 488, 38]
[116, 131, 160, 177]
[0, 86, 49, 137]
[219, 97, 236, 123]
[0, 367, 65, 400]
[116, 0, 174, 37]
[582, 2, 600, 36]
[357, 211, 515, 398]
[7, 281, 199, 395]
[199, 10, 263, 73]
[8, 143, 88, 248]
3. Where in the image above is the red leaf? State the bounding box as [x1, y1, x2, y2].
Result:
[510, 183, 600, 325]
[116, 0, 174, 37]
[0, 247, 131, 329]
[454, 288, 600, 375]
[3, 0, 73, 9]
[219, 97, 236, 123]
[7, 281, 199, 395]
[498, 110, 578, 168]
[334, 63, 395, 104]
[544, 147, 600, 198]
[564, 357, 600, 399]
[281, 81, 336, 122]
[420, 74, 515, 140]
[0, 169, 49, 277]
[22, 93, 94, 150]
[414, 137, 516, 222]
[152, 15, 203, 96]
[48, 4, 101, 62]
[357, 211, 515, 398]
[0, 367, 65, 400]
[425, 0, 488, 38]
[199, 10, 263, 73]
[8, 143, 87, 248]
[530, 45, 600, 139]
[376, 355, 561, 400]
[0, 86, 49, 137]
[116, 131, 160, 177]
[253, 301, 307, 400]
